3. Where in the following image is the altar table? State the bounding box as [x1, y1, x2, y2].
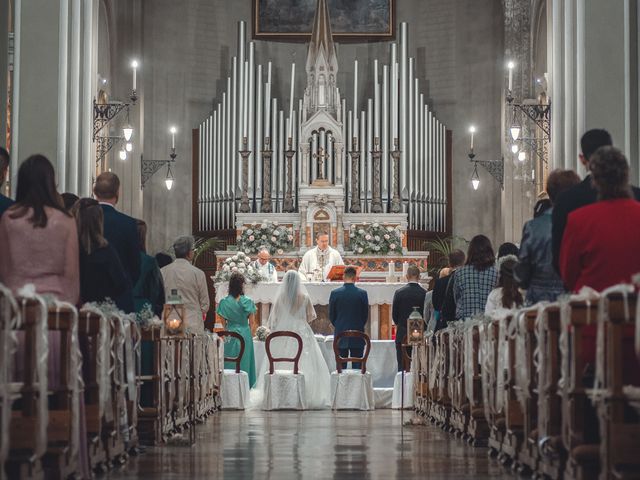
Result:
[215, 281, 417, 340]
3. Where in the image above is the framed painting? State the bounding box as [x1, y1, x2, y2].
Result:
[253, 0, 395, 41]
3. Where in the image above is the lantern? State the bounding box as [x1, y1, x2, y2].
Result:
[407, 306, 424, 345]
[163, 289, 185, 336]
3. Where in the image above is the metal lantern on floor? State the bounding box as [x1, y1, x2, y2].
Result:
[163, 288, 185, 336]
[407, 306, 424, 345]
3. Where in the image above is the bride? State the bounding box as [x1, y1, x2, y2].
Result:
[249, 270, 331, 410]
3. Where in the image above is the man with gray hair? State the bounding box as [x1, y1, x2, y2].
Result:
[0, 147, 14, 216]
[160, 235, 210, 333]
[250, 247, 278, 282]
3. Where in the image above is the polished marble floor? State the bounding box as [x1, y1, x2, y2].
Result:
[106, 410, 513, 479]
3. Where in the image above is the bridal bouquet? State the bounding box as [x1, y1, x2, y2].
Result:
[237, 220, 294, 255]
[213, 251, 265, 284]
[349, 222, 403, 255]
[254, 325, 271, 342]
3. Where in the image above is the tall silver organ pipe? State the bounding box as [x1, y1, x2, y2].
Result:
[196, 20, 449, 233]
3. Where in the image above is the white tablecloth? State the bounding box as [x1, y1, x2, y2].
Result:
[215, 281, 405, 306]
[253, 336, 397, 388]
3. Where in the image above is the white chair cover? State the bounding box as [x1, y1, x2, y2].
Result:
[374, 388, 394, 408]
[221, 369, 249, 410]
[391, 371, 414, 409]
[263, 371, 307, 410]
[330, 370, 375, 410]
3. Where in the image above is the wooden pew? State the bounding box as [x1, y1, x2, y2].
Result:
[430, 329, 452, 429]
[481, 318, 505, 458]
[0, 285, 21, 480]
[137, 325, 167, 445]
[465, 322, 490, 446]
[450, 326, 469, 437]
[121, 318, 141, 454]
[512, 308, 540, 475]
[536, 304, 565, 479]
[562, 297, 601, 480]
[593, 289, 640, 479]
[77, 308, 110, 473]
[414, 337, 430, 419]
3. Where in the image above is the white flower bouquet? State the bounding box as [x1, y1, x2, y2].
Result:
[237, 220, 294, 255]
[349, 222, 403, 255]
[213, 251, 265, 284]
[254, 325, 271, 341]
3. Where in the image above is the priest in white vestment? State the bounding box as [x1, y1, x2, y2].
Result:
[298, 231, 344, 281]
[250, 247, 278, 282]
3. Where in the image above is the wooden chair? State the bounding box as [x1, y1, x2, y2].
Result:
[263, 331, 306, 410]
[392, 336, 414, 409]
[218, 331, 250, 409]
[330, 331, 374, 410]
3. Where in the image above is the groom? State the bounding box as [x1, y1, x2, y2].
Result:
[329, 266, 369, 369]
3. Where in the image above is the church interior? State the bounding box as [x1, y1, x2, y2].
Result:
[1, 0, 640, 478]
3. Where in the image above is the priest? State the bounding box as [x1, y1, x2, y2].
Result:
[251, 247, 278, 283]
[299, 231, 344, 282]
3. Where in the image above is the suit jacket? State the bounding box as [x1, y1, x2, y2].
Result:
[100, 204, 140, 312]
[551, 176, 640, 272]
[392, 282, 427, 342]
[0, 193, 13, 217]
[329, 283, 369, 348]
[79, 244, 129, 308]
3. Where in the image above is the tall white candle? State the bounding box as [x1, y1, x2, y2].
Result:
[243, 61, 249, 137]
[131, 60, 138, 91]
[469, 126, 475, 150]
[288, 63, 295, 138]
[170, 126, 176, 149]
[265, 63, 271, 140]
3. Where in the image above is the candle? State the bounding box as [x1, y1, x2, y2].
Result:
[170, 126, 176, 149]
[388, 261, 395, 276]
[469, 126, 476, 150]
[288, 62, 295, 138]
[507, 61, 514, 91]
[243, 61, 249, 137]
[265, 62, 272, 138]
[131, 60, 138, 91]
[402, 261, 408, 279]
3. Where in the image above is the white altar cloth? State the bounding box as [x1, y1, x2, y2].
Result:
[215, 281, 406, 306]
[253, 336, 397, 389]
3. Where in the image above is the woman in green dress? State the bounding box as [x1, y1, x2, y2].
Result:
[216, 272, 257, 387]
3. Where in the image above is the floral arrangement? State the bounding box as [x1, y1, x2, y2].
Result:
[83, 299, 161, 328]
[349, 222, 403, 255]
[213, 251, 265, 284]
[255, 325, 271, 341]
[237, 220, 294, 255]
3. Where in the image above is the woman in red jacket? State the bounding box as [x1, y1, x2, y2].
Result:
[560, 146, 640, 292]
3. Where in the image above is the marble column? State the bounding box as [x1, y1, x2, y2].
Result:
[11, 0, 98, 195]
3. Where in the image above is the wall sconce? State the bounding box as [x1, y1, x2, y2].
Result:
[140, 126, 178, 190]
[467, 126, 504, 190]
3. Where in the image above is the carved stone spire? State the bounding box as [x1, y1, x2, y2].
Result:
[303, 0, 340, 121]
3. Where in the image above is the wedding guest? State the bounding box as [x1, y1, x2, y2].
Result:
[485, 256, 523, 316]
[516, 169, 580, 304]
[72, 198, 129, 307]
[0, 154, 79, 303]
[560, 147, 640, 292]
[61, 192, 79, 211]
[0, 147, 13, 216]
[452, 235, 498, 321]
[533, 198, 552, 218]
[392, 265, 427, 371]
[155, 252, 173, 269]
[251, 247, 278, 282]
[432, 249, 465, 326]
[216, 273, 257, 387]
[329, 266, 369, 369]
[93, 171, 140, 311]
[161, 235, 210, 333]
[133, 220, 165, 316]
[497, 242, 519, 259]
[552, 129, 640, 271]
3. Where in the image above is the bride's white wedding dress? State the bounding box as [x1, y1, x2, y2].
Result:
[249, 271, 331, 410]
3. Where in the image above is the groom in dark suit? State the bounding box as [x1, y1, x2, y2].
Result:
[392, 264, 427, 371]
[329, 266, 369, 369]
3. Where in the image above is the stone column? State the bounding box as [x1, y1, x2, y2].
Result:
[11, 0, 98, 194]
[300, 142, 310, 186]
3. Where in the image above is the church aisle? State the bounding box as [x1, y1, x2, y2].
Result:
[105, 410, 513, 479]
